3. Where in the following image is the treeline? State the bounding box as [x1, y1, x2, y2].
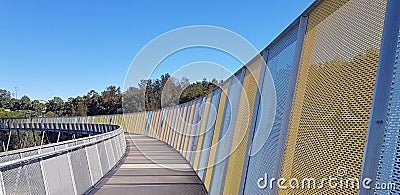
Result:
[0, 74, 219, 117]
[123, 74, 219, 112]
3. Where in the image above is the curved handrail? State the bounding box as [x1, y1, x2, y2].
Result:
[0, 127, 123, 169]
[0, 123, 126, 195]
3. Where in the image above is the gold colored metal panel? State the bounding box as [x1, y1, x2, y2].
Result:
[223, 59, 261, 194]
[177, 104, 188, 151]
[183, 102, 196, 156]
[165, 109, 173, 142]
[307, 0, 349, 32]
[204, 87, 227, 190]
[160, 109, 167, 141]
[194, 95, 212, 171]
[279, 0, 387, 194]
[171, 106, 180, 148]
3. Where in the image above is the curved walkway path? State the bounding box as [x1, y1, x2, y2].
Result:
[91, 134, 207, 195]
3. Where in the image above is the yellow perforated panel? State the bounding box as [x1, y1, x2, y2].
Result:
[183, 103, 196, 156]
[161, 109, 169, 142]
[279, 0, 387, 194]
[171, 106, 180, 148]
[223, 58, 261, 194]
[194, 95, 212, 171]
[204, 85, 228, 190]
[176, 104, 188, 150]
[165, 109, 173, 144]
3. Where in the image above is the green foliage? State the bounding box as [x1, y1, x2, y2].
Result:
[0, 74, 219, 116]
[123, 74, 219, 112]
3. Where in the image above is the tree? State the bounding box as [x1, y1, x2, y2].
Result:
[123, 74, 218, 112]
[69, 96, 88, 116]
[100, 86, 122, 114]
[31, 100, 45, 114]
[46, 97, 65, 116]
[0, 89, 12, 109]
[19, 95, 32, 110]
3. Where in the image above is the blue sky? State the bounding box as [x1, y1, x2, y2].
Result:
[0, 0, 314, 100]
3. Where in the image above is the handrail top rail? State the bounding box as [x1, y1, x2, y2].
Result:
[0, 125, 122, 157]
[0, 127, 123, 169]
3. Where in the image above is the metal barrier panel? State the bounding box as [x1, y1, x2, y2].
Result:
[173, 105, 184, 149]
[105, 139, 116, 171]
[171, 106, 180, 147]
[243, 23, 299, 194]
[97, 141, 110, 177]
[208, 69, 245, 194]
[182, 102, 194, 155]
[223, 56, 261, 194]
[0, 126, 125, 195]
[279, 0, 387, 194]
[163, 108, 171, 143]
[193, 95, 211, 171]
[69, 142, 92, 194]
[160, 109, 168, 141]
[200, 88, 224, 184]
[187, 98, 203, 164]
[176, 103, 188, 151]
[168, 107, 177, 145]
[42, 145, 75, 195]
[86, 140, 103, 185]
[375, 29, 400, 195]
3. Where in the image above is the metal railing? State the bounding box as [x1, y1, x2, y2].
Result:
[0, 118, 118, 135]
[0, 125, 126, 195]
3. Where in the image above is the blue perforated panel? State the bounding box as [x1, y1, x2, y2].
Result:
[375, 30, 400, 195]
[243, 25, 299, 194]
[187, 98, 202, 164]
[197, 89, 221, 180]
[209, 69, 245, 195]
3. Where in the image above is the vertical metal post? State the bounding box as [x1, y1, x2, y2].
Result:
[84, 140, 94, 185]
[41, 131, 45, 146]
[0, 171, 5, 195]
[359, 1, 400, 194]
[66, 152, 78, 195]
[38, 148, 50, 195]
[270, 16, 308, 195]
[238, 49, 269, 195]
[6, 131, 11, 152]
[57, 132, 61, 143]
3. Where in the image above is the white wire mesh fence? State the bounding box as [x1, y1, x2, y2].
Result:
[0, 126, 126, 195]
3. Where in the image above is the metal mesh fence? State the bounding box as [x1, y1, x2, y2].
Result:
[0, 126, 125, 195]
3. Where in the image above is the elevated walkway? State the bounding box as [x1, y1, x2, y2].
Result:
[92, 134, 207, 195]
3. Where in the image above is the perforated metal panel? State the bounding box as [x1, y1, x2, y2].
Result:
[223, 58, 261, 194]
[279, 0, 387, 194]
[244, 24, 299, 195]
[69, 147, 92, 194]
[42, 145, 75, 195]
[171, 106, 180, 147]
[105, 139, 115, 170]
[193, 95, 211, 171]
[200, 88, 224, 185]
[188, 98, 203, 164]
[86, 144, 102, 184]
[375, 30, 400, 195]
[182, 102, 195, 156]
[181, 102, 192, 154]
[177, 103, 188, 151]
[2, 151, 47, 195]
[209, 69, 245, 194]
[97, 141, 110, 174]
[168, 108, 177, 145]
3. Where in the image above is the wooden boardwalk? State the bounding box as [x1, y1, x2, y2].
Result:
[91, 134, 207, 195]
